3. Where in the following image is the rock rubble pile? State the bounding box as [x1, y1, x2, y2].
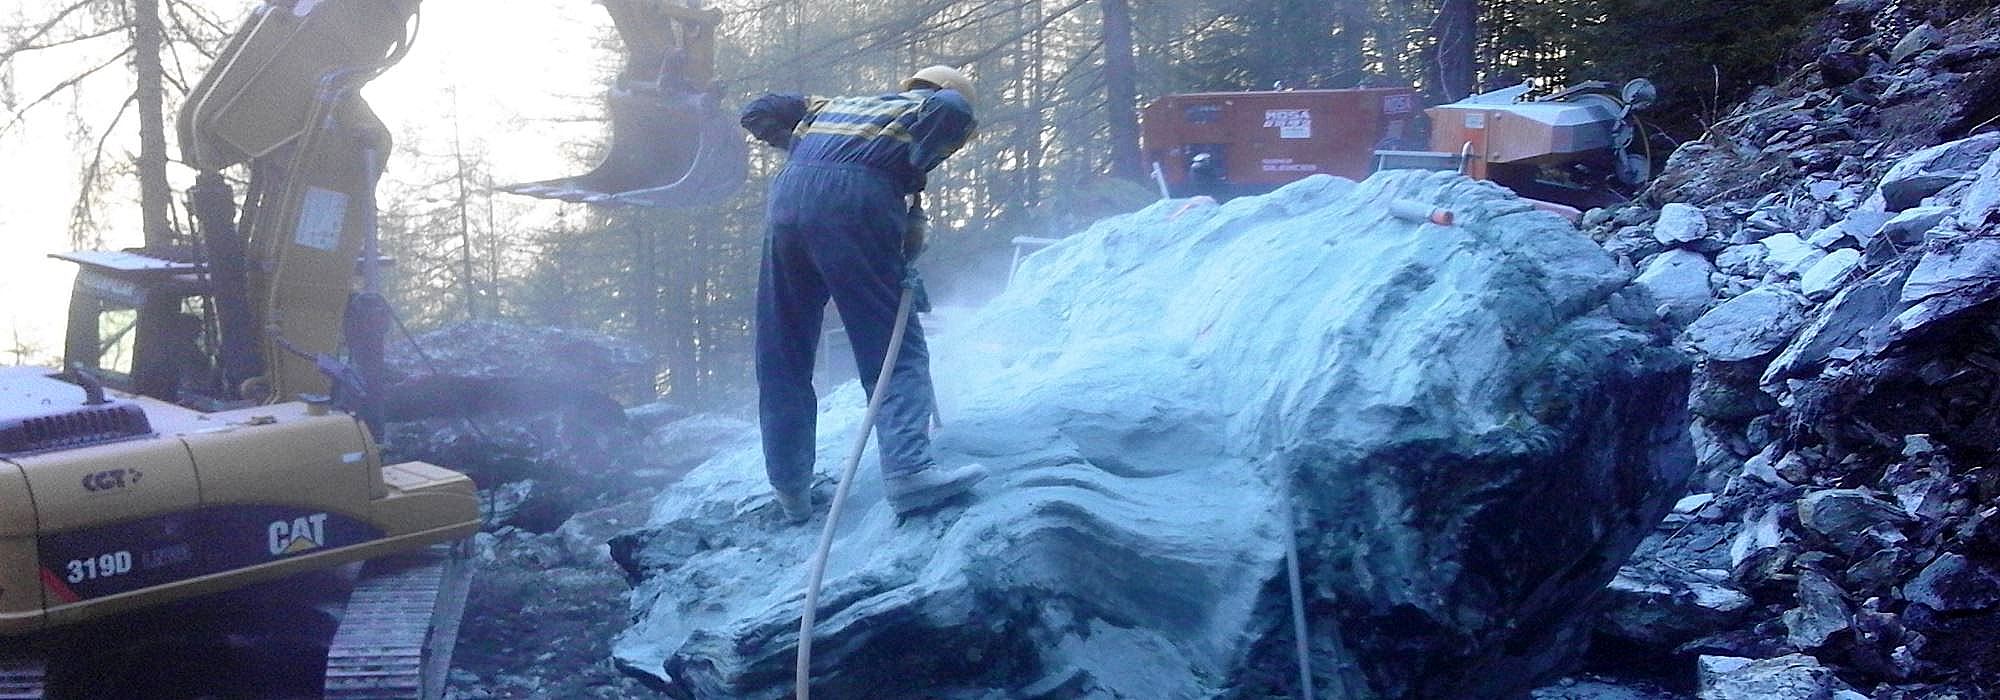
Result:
[1581, 2, 2000, 696]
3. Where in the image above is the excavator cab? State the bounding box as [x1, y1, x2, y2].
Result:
[500, 1, 748, 207]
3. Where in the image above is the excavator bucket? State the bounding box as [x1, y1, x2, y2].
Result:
[501, 1, 746, 208]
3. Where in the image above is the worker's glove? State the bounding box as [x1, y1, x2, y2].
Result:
[903, 201, 929, 262]
[903, 265, 933, 314]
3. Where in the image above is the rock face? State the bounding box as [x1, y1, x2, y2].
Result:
[609, 171, 1691, 699]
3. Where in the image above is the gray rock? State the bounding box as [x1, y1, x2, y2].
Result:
[1603, 567, 1753, 646]
[1635, 250, 1718, 325]
[1697, 654, 1852, 700]
[1746, 207, 1793, 233]
[1877, 133, 2000, 212]
[1655, 203, 1712, 246]
[1831, 0, 1885, 16]
[1805, 224, 1852, 251]
[1729, 503, 1787, 569]
[642, 413, 755, 475]
[1901, 433, 1941, 457]
[1800, 249, 1864, 301]
[1891, 473, 1956, 520]
[1692, 421, 1746, 487]
[1962, 148, 2000, 224]
[1676, 493, 1718, 514]
[1783, 570, 1852, 649]
[1891, 237, 2000, 339]
[1760, 233, 1819, 278]
[625, 401, 691, 431]
[1890, 23, 1943, 64]
[1905, 552, 2000, 612]
[1715, 244, 1771, 278]
[1798, 489, 1912, 556]
[1685, 288, 1811, 362]
[1846, 548, 1912, 594]
[556, 499, 655, 566]
[1606, 225, 1669, 261]
[1764, 263, 1909, 384]
[608, 172, 1692, 699]
[1691, 360, 1778, 422]
[1811, 209, 1895, 252]
[1878, 206, 1951, 246]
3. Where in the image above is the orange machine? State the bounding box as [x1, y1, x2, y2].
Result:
[1141, 80, 1656, 211]
[1141, 87, 1420, 198]
[1387, 79, 1657, 210]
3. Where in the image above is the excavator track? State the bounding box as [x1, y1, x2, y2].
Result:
[324, 544, 472, 700]
[0, 657, 43, 700]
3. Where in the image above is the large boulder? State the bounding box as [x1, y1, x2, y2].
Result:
[610, 171, 1691, 699]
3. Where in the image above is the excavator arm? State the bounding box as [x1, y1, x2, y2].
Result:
[60, 0, 747, 411]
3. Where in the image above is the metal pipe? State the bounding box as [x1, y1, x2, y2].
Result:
[1387, 199, 1455, 226]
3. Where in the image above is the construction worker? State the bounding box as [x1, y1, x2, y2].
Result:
[738, 66, 988, 523]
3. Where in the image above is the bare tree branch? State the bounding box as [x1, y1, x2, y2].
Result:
[1, 44, 134, 136]
[0, 0, 104, 67]
[69, 90, 136, 247]
[1, 22, 130, 57]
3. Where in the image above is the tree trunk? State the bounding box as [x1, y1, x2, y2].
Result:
[1100, 0, 1142, 180]
[1430, 0, 1479, 101]
[133, 0, 173, 248]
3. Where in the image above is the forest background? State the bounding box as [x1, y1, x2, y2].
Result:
[1, 0, 1832, 409]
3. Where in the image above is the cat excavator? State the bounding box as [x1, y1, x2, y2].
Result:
[0, 0, 744, 697]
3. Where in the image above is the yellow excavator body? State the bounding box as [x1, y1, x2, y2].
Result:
[0, 366, 479, 637]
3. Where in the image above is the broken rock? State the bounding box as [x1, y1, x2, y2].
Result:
[1782, 569, 1852, 649]
[1962, 148, 2000, 223]
[1601, 567, 1753, 647]
[1876, 133, 1999, 212]
[1759, 232, 1819, 277]
[1685, 288, 1811, 362]
[1801, 249, 1864, 301]
[1799, 489, 1913, 556]
[1763, 263, 1908, 384]
[1654, 203, 1712, 246]
[1878, 206, 1951, 245]
[1635, 249, 1717, 325]
[1697, 654, 1857, 700]
[1891, 237, 2000, 339]
[1905, 552, 2000, 613]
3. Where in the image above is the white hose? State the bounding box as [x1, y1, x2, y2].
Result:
[1283, 488, 1316, 700]
[796, 287, 917, 700]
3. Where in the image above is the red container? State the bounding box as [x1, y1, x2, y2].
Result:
[1140, 87, 1420, 197]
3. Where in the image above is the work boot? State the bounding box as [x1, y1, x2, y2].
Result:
[884, 463, 988, 517]
[774, 483, 813, 525]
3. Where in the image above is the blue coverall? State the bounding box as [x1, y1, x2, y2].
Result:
[739, 88, 976, 497]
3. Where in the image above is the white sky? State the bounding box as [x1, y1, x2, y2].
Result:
[1, 1, 618, 365]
